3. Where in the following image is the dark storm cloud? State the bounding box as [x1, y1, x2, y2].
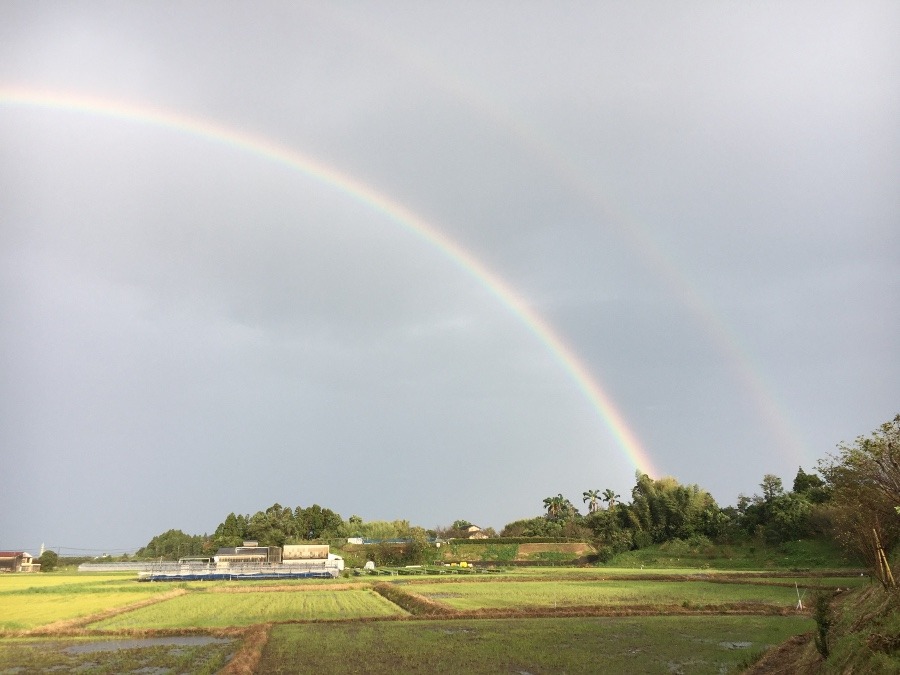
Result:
[1, 1, 897, 552]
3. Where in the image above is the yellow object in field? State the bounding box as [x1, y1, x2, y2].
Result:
[460, 561, 467, 568]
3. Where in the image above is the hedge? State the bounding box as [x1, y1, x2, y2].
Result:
[446, 537, 590, 545]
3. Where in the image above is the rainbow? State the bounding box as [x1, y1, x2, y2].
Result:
[312, 13, 808, 466]
[0, 86, 660, 477]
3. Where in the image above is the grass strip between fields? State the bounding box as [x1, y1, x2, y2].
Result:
[219, 623, 271, 675]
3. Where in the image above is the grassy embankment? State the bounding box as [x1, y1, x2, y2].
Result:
[745, 582, 900, 674]
[363, 536, 859, 571]
[604, 538, 860, 571]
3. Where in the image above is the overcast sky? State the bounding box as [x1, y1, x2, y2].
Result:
[2, 2, 897, 554]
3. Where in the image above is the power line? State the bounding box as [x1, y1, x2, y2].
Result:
[50, 546, 144, 554]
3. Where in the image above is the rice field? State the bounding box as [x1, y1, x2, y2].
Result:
[91, 588, 405, 629]
[0, 573, 121, 590]
[0, 573, 175, 631]
[259, 615, 814, 674]
[0, 635, 235, 674]
[400, 579, 802, 611]
[0, 568, 851, 672]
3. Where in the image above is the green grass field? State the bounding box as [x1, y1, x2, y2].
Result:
[259, 615, 813, 674]
[92, 588, 405, 629]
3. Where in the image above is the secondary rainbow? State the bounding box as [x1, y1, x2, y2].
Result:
[329, 19, 808, 466]
[0, 86, 659, 477]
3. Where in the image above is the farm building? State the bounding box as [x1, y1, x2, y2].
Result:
[283, 544, 344, 571]
[138, 542, 343, 581]
[282, 544, 329, 561]
[0, 551, 40, 573]
[214, 541, 281, 565]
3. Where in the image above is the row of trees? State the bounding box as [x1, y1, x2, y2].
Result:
[504, 414, 899, 571]
[820, 413, 900, 580]
[211, 503, 345, 549]
[137, 505, 435, 557]
[134, 414, 898, 575]
[500, 468, 832, 562]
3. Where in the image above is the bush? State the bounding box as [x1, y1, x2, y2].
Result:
[632, 531, 653, 549]
[479, 544, 518, 562]
[813, 591, 833, 659]
[38, 550, 58, 572]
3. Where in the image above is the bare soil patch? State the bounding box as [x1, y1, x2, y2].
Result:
[517, 543, 594, 557]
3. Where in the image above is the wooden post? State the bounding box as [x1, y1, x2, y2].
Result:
[873, 529, 896, 588]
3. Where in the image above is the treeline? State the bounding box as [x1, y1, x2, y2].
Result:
[134, 413, 899, 580]
[503, 467, 830, 562]
[135, 505, 432, 559]
[505, 413, 899, 577]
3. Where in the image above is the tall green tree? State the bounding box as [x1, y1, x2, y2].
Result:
[819, 414, 900, 574]
[792, 467, 831, 504]
[543, 494, 575, 522]
[629, 473, 719, 543]
[582, 490, 601, 514]
[602, 488, 620, 510]
[213, 513, 248, 548]
[38, 550, 59, 572]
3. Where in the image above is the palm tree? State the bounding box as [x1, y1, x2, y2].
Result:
[582, 489, 601, 514]
[602, 488, 620, 510]
[543, 494, 567, 520]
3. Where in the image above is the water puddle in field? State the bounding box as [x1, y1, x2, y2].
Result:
[64, 636, 231, 654]
[718, 641, 752, 649]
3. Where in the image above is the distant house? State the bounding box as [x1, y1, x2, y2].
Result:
[465, 525, 489, 540]
[0, 551, 40, 573]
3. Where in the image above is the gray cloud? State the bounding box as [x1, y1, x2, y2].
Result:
[1, 1, 897, 552]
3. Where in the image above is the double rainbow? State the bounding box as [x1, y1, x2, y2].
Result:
[1, 86, 659, 477]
